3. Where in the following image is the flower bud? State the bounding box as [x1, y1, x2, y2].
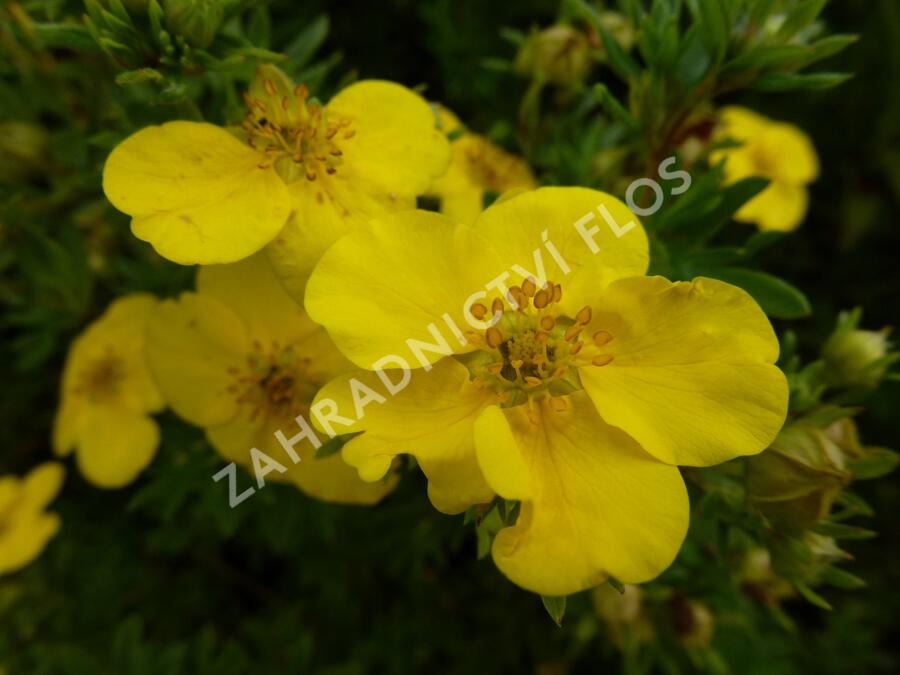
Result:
[163, 0, 224, 48]
[670, 596, 714, 648]
[823, 325, 892, 388]
[515, 25, 592, 86]
[593, 584, 654, 648]
[746, 421, 851, 528]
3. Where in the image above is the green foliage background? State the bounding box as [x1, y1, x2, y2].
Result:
[1, 0, 899, 673]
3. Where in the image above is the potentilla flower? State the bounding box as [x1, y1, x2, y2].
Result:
[0, 463, 64, 575]
[145, 254, 395, 505]
[53, 295, 164, 488]
[710, 106, 818, 232]
[305, 187, 788, 595]
[103, 65, 450, 283]
[427, 107, 536, 225]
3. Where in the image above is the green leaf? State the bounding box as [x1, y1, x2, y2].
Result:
[752, 71, 852, 92]
[592, 83, 637, 128]
[847, 448, 900, 480]
[31, 23, 100, 52]
[776, 0, 828, 41]
[565, 0, 639, 80]
[813, 522, 877, 540]
[705, 268, 812, 319]
[314, 431, 363, 459]
[541, 595, 567, 626]
[795, 582, 832, 610]
[607, 577, 626, 594]
[822, 566, 866, 590]
[284, 15, 330, 70]
[686, 0, 729, 65]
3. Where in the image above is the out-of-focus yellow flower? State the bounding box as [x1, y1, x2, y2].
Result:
[103, 65, 450, 281]
[711, 106, 819, 232]
[53, 295, 163, 488]
[0, 463, 64, 575]
[427, 107, 536, 224]
[306, 187, 788, 595]
[146, 254, 396, 505]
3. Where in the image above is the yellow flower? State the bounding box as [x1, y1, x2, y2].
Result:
[0, 463, 64, 575]
[305, 187, 788, 595]
[711, 106, 819, 232]
[427, 107, 536, 225]
[103, 65, 450, 280]
[53, 295, 163, 488]
[145, 254, 395, 505]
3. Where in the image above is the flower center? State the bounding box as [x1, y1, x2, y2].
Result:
[75, 352, 125, 403]
[226, 340, 320, 421]
[460, 279, 615, 416]
[241, 79, 354, 183]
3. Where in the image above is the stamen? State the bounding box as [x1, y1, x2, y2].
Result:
[575, 306, 592, 325]
[522, 278, 536, 297]
[592, 354, 615, 367]
[564, 325, 581, 342]
[533, 289, 549, 309]
[593, 330, 613, 346]
[486, 326, 504, 349]
[550, 397, 568, 412]
[470, 303, 488, 320]
[540, 315, 555, 331]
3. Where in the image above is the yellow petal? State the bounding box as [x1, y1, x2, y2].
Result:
[197, 252, 321, 347]
[20, 462, 65, 512]
[312, 358, 495, 513]
[473, 393, 688, 596]
[578, 276, 788, 466]
[0, 512, 61, 575]
[305, 209, 504, 369]
[473, 187, 649, 314]
[103, 121, 291, 264]
[75, 407, 160, 488]
[146, 293, 249, 427]
[326, 80, 450, 196]
[757, 121, 819, 184]
[205, 408, 269, 466]
[266, 176, 414, 301]
[735, 182, 809, 232]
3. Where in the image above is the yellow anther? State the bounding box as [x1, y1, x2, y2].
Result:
[552, 366, 567, 379]
[575, 306, 593, 325]
[491, 297, 504, 316]
[263, 78, 277, 96]
[535, 330, 550, 343]
[524, 376, 542, 388]
[510, 359, 524, 370]
[593, 330, 613, 346]
[570, 341, 583, 355]
[540, 315, 555, 331]
[564, 325, 581, 342]
[533, 289, 549, 309]
[592, 354, 615, 367]
[486, 326, 504, 349]
[487, 363, 504, 375]
[522, 278, 536, 297]
[470, 303, 488, 320]
[552, 284, 562, 303]
[550, 397, 568, 412]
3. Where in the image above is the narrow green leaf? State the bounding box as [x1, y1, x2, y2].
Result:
[541, 595, 567, 626]
[284, 15, 330, 70]
[847, 448, 900, 480]
[705, 268, 812, 319]
[31, 23, 100, 52]
[592, 83, 637, 128]
[565, 0, 640, 80]
[776, 0, 827, 41]
[813, 522, 877, 540]
[752, 71, 852, 92]
[822, 567, 866, 590]
[795, 581, 832, 610]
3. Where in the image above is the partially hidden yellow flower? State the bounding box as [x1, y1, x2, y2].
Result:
[427, 107, 536, 225]
[0, 463, 64, 575]
[54, 295, 163, 488]
[305, 187, 789, 596]
[145, 254, 396, 505]
[103, 65, 450, 284]
[710, 106, 819, 232]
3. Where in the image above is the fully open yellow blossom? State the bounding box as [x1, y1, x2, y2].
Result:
[0, 463, 64, 575]
[54, 295, 163, 488]
[103, 65, 450, 278]
[711, 106, 819, 232]
[427, 107, 536, 224]
[145, 254, 395, 505]
[305, 187, 788, 595]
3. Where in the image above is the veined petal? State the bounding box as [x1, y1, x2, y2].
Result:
[326, 80, 450, 196]
[146, 293, 250, 427]
[473, 393, 688, 596]
[312, 358, 495, 513]
[103, 121, 291, 264]
[578, 276, 789, 467]
[305, 210, 504, 370]
[473, 187, 649, 314]
[75, 406, 159, 488]
[266, 175, 414, 301]
[198, 253, 321, 347]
